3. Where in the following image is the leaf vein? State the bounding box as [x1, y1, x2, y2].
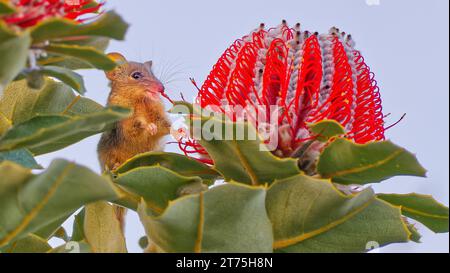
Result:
[0, 163, 74, 246]
[326, 150, 403, 178]
[273, 197, 375, 249]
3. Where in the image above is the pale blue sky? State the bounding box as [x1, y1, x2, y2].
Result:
[42, 0, 449, 252]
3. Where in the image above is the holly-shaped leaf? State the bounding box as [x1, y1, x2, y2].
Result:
[0, 78, 103, 126]
[0, 159, 120, 247]
[266, 174, 410, 252]
[114, 165, 206, 214]
[138, 183, 273, 252]
[114, 151, 220, 184]
[377, 193, 449, 233]
[317, 138, 427, 185]
[0, 79, 130, 155]
[0, 107, 129, 155]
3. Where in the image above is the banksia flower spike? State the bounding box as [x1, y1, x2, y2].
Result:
[0, 0, 102, 28]
[179, 21, 386, 163]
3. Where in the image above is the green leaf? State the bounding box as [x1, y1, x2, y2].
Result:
[0, 78, 129, 154]
[280, 199, 411, 253]
[0, 1, 15, 15]
[38, 37, 110, 70]
[44, 43, 117, 71]
[30, 10, 129, 43]
[0, 148, 41, 169]
[34, 211, 72, 240]
[39, 66, 86, 94]
[0, 22, 31, 92]
[307, 119, 345, 142]
[0, 234, 51, 253]
[115, 165, 205, 213]
[377, 193, 449, 233]
[0, 78, 103, 125]
[114, 151, 220, 184]
[191, 114, 300, 185]
[266, 174, 410, 252]
[0, 107, 130, 155]
[0, 159, 120, 247]
[138, 183, 273, 252]
[317, 138, 427, 185]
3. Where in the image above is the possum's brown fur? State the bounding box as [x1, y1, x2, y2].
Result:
[96, 53, 171, 232]
[98, 53, 171, 171]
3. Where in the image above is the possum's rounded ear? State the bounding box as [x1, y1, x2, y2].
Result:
[107, 52, 127, 63]
[144, 60, 153, 73]
[105, 52, 127, 80]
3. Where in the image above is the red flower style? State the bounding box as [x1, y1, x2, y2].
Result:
[1, 0, 102, 28]
[178, 22, 386, 162]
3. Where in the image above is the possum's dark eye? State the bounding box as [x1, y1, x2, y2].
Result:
[131, 71, 144, 80]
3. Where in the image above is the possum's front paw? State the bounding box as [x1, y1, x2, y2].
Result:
[147, 123, 158, 136]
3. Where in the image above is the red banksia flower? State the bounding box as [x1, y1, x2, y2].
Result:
[179, 21, 386, 161]
[1, 0, 102, 28]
